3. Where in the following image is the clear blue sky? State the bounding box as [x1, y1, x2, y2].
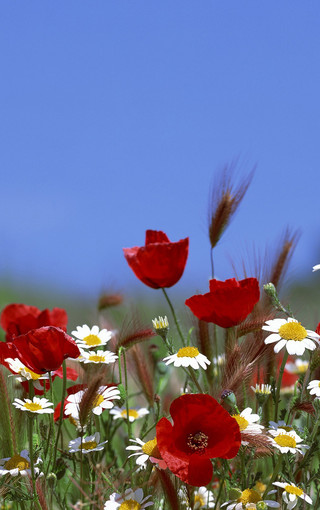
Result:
[1, 1, 320, 299]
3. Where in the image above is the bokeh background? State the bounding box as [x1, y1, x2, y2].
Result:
[1, 1, 320, 327]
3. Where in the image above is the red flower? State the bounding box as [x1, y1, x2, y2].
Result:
[1, 303, 68, 340]
[0, 327, 80, 374]
[123, 230, 189, 289]
[156, 394, 241, 486]
[185, 278, 260, 328]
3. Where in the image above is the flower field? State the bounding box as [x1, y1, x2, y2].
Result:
[0, 172, 320, 510]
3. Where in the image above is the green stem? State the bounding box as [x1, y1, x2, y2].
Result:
[52, 361, 67, 469]
[263, 455, 283, 497]
[274, 352, 289, 422]
[162, 288, 186, 347]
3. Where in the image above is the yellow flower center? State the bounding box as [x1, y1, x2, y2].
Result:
[82, 334, 101, 346]
[194, 494, 205, 506]
[238, 489, 261, 504]
[88, 354, 105, 363]
[82, 441, 98, 450]
[254, 481, 266, 494]
[23, 402, 42, 412]
[232, 415, 249, 431]
[297, 363, 308, 374]
[22, 368, 41, 380]
[4, 455, 30, 471]
[284, 485, 304, 496]
[274, 434, 296, 448]
[142, 437, 161, 458]
[177, 346, 199, 358]
[93, 394, 104, 408]
[120, 409, 139, 419]
[119, 501, 141, 510]
[278, 322, 307, 341]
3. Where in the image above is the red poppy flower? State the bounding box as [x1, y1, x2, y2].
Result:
[1, 303, 68, 340]
[156, 394, 241, 486]
[185, 278, 260, 328]
[0, 326, 80, 374]
[123, 230, 189, 289]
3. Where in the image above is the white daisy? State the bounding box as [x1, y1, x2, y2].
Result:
[71, 324, 112, 349]
[232, 408, 264, 435]
[251, 383, 272, 395]
[163, 346, 211, 370]
[104, 488, 153, 510]
[312, 264, 320, 272]
[268, 428, 307, 454]
[12, 397, 54, 414]
[273, 482, 312, 509]
[0, 450, 41, 477]
[307, 379, 320, 397]
[285, 358, 308, 375]
[152, 316, 169, 330]
[64, 385, 121, 419]
[192, 487, 215, 509]
[221, 488, 280, 509]
[126, 437, 166, 469]
[262, 318, 319, 355]
[110, 406, 149, 422]
[4, 358, 47, 381]
[77, 348, 118, 365]
[69, 432, 107, 454]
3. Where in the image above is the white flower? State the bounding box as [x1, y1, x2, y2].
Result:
[262, 318, 319, 355]
[273, 482, 312, 509]
[268, 421, 293, 432]
[269, 428, 307, 454]
[0, 450, 41, 477]
[285, 359, 308, 375]
[221, 488, 280, 509]
[192, 487, 215, 509]
[307, 379, 320, 397]
[152, 316, 169, 330]
[12, 397, 54, 414]
[104, 488, 153, 509]
[163, 346, 211, 370]
[251, 384, 272, 395]
[71, 325, 112, 349]
[126, 437, 166, 470]
[312, 264, 320, 272]
[4, 358, 49, 381]
[69, 432, 107, 454]
[65, 385, 121, 419]
[110, 407, 149, 422]
[78, 348, 118, 365]
[232, 408, 264, 436]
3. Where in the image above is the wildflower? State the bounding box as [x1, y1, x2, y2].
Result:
[232, 408, 264, 435]
[222, 488, 280, 509]
[110, 406, 149, 422]
[65, 385, 120, 418]
[262, 318, 319, 355]
[71, 325, 112, 349]
[285, 358, 308, 375]
[69, 432, 107, 454]
[123, 230, 189, 289]
[78, 348, 118, 364]
[0, 326, 80, 374]
[268, 421, 293, 432]
[185, 278, 260, 328]
[152, 316, 169, 331]
[104, 488, 153, 509]
[5, 358, 48, 381]
[251, 384, 272, 395]
[126, 437, 167, 469]
[192, 487, 215, 508]
[156, 393, 241, 486]
[0, 303, 68, 340]
[0, 450, 41, 477]
[163, 347, 211, 370]
[307, 379, 320, 397]
[12, 396, 54, 414]
[269, 428, 307, 454]
[272, 482, 312, 508]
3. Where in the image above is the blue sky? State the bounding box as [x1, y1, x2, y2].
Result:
[1, 2, 320, 300]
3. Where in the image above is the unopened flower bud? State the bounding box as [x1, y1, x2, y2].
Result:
[152, 316, 169, 340]
[256, 502, 268, 510]
[220, 389, 238, 411]
[47, 472, 57, 488]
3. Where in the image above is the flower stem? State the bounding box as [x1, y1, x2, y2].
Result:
[274, 351, 289, 422]
[162, 288, 186, 347]
[52, 361, 67, 469]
